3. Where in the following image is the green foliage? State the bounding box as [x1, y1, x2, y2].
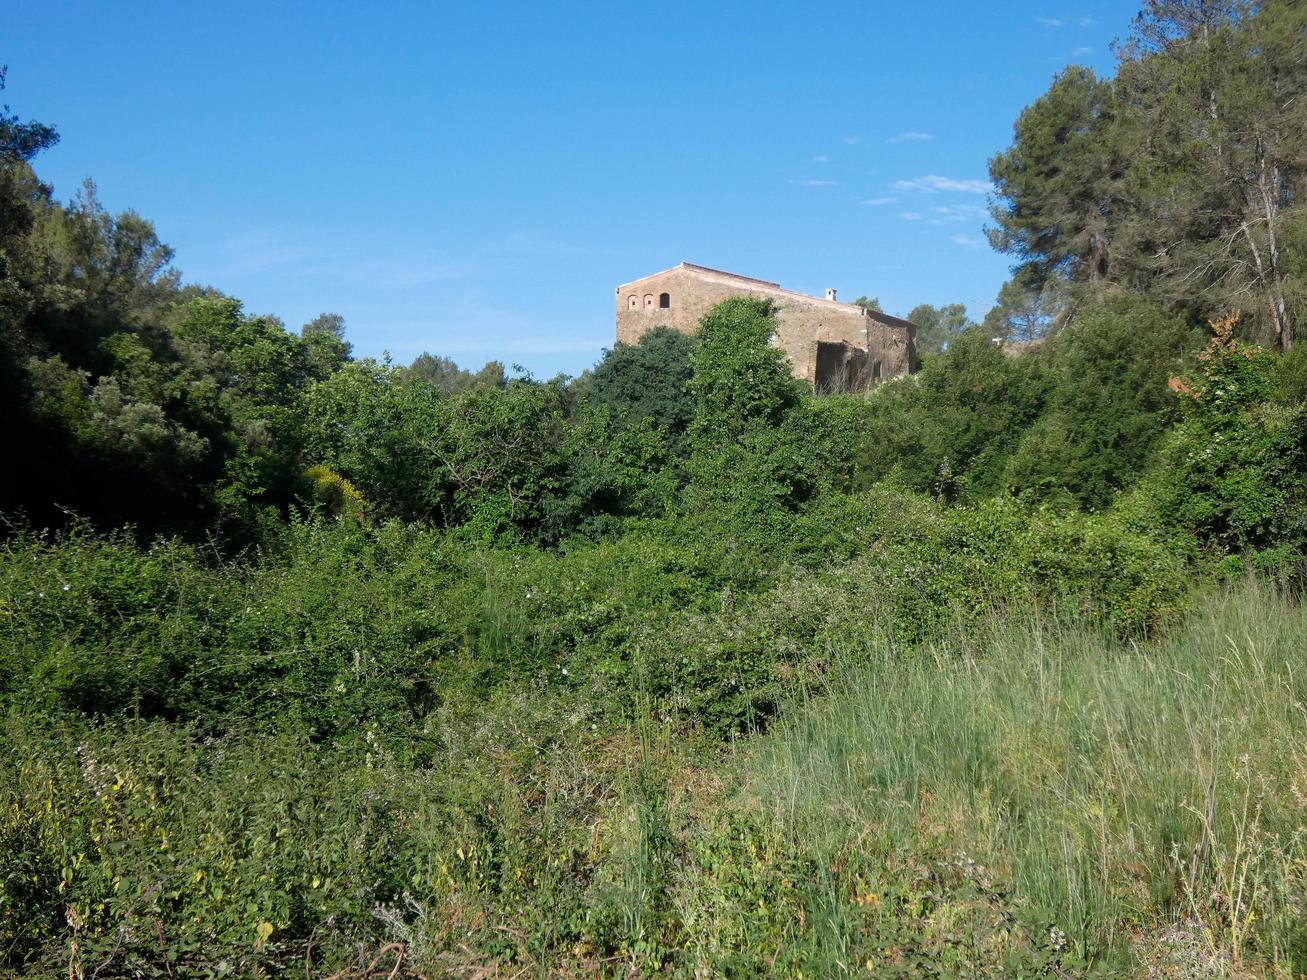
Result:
[2, 47, 1307, 978]
[299, 311, 353, 372]
[1274, 341, 1307, 405]
[404, 351, 507, 394]
[687, 296, 804, 440]
[906, 301, 974, 354]
[539, 403, 678, 542]
[1144, 317, 1307, 571]
[298, 359, 438, 520]
[1, 568, 1296, 976]
[0, 136, 357, 535]
[988, 2, 1307, 348]
[586, 326, 695, 451]
[988, 65, 1118, 288]
[0, 67, 58, 162]
[301, 364, 672, 542]
[0, 523, 463, 732]
[1005, 297, 1198, 507]
[859, 329, 1054, 498]
[682, 297, 817, 546]
[0, 196, 358, 535]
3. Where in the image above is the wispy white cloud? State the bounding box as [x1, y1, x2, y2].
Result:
[791, 178, 840, 187]
[1049, 44, 1095, 63]
[952, 233, 985, 247]
[843, 136, 861, 145]
[888, 131, 934, 144]
[1037, 16, 1064, 27]
[811, 154, 829, 163]
[922, 203, 989, 224]
[863, 196, 899, 206]
[900, 211, 925, 221]
[941, 203, 987, 215]
[1077, 16, 1096, 27]
[895, 174, 993, 194]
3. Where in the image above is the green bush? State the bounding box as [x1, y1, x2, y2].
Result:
[585, 326, 696, 453]
[856, 329, 1053, 499]
[1143, 317, 1307, 573]
[1005, 298, 1198, 507]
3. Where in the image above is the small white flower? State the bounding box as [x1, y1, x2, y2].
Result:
[62, 584, 70, 592]
[560, 667, 569, 677]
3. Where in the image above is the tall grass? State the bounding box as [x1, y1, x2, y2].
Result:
[3, 564, 1302, 975]
[740, 579, 1307, 974]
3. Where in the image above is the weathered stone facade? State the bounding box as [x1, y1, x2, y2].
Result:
[615, 262, 918, 389]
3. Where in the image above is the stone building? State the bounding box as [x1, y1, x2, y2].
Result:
[615, 261, 918, 390]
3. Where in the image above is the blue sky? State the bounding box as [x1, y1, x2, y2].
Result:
[4, 1, 1136, 377]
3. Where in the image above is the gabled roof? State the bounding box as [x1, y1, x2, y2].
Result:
[863, 309, 918, 332]
[615, 261, 779, 291]
[616, 261, 917, 331]
[678, 262, 781, 289]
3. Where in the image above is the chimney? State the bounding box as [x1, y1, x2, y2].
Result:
[826, 288, 837, 302]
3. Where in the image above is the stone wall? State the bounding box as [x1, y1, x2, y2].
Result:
[615, 263, 918, 386]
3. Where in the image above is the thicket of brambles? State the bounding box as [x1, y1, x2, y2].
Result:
[2, 2, 1306, 976]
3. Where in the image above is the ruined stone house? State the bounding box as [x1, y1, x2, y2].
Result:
[615, 262, 918, 390]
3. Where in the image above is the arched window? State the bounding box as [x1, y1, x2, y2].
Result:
[658, 292, 670, 309]
[643, 294, 654, 309]
[628, 295, 638, 310]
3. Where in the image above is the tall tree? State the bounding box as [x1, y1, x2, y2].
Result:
[406, 352, 507, 394]
[982, 275, 1062, 342]
[988, 2, 1307, 349]
[301, 312, 353, 371]
[907, 302, 975, 354]
[0, 67, 58, 162]
[1114, 0, 1306, 349]
[301, 311, 345, 340]
[988, 66, 1122, 292]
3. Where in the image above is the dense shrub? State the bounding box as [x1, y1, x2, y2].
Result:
[857, 329, 1053, 499]
[1143, 315, 1307, 573]
[3, 583, 1298, 977]
[1005, 298, 1198, 507]
[585, 326, 696, 453]
[0, 522, 483, 736]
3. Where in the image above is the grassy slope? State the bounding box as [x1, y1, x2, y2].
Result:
[724, 580, 1307, 976]
[2, 581, 1304, 976]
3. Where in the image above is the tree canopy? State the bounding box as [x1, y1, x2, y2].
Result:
[987, 0, 1307, 350]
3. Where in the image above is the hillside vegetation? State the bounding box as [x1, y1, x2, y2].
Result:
[2, 2, 1307, 977]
